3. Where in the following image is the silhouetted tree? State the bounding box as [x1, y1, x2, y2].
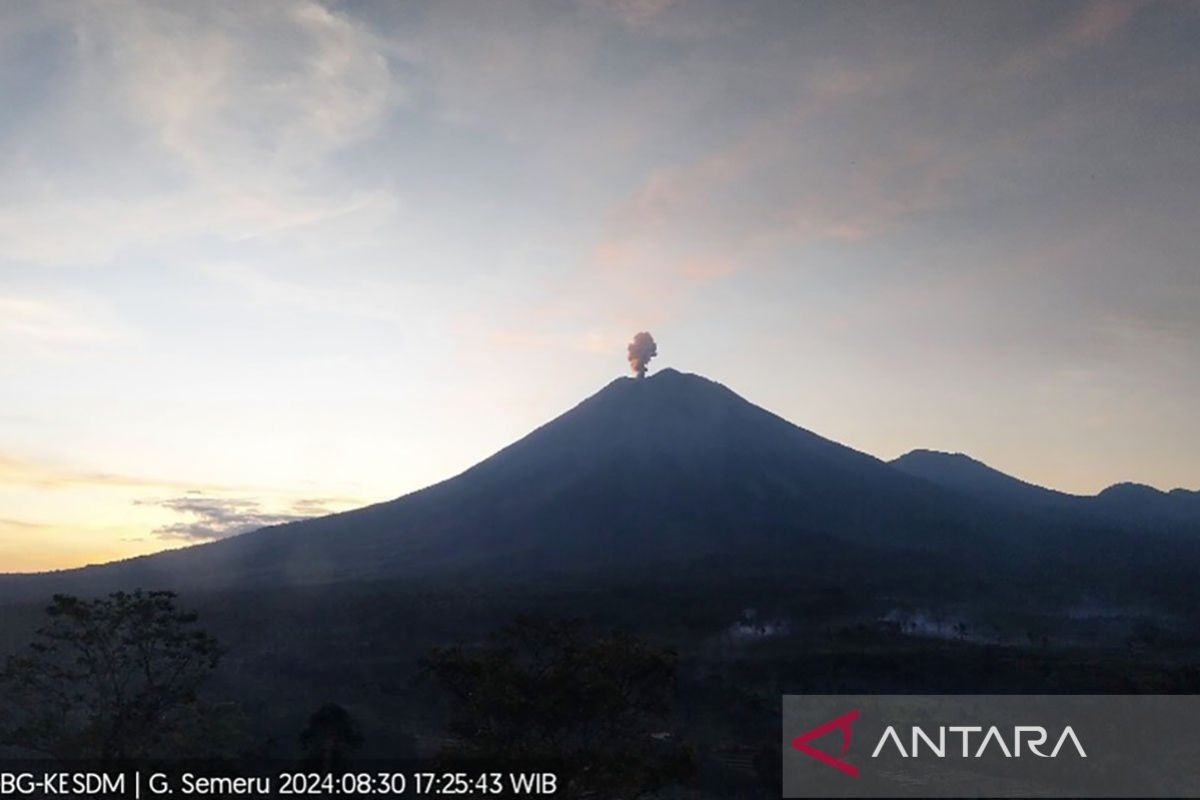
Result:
[300, 703, 363, 771]
[0, 590, 222, 761]
[423, 617, 694, 799]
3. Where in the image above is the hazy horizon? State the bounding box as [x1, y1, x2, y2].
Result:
[3, 0, 1199, 571]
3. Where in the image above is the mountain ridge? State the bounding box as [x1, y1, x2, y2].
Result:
[889, 448, 1078, 507]
[2, 369, 1197, 603]
[0, 369, 1014, 597]
[891, 448, 1200, 525]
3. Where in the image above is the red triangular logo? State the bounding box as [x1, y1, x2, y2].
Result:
[790, 709, 860, 778]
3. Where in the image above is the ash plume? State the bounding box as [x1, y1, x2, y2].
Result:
[627, 331, 657, 378]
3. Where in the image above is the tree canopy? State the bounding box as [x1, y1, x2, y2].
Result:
[0, 590, 224, 761]
[424, 617, 693, 798]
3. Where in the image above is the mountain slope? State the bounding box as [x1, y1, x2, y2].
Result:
[6, 370, 1198, 607]
[891, 449, 1200, 528]
[890, 449, 1077, 509]
[2, 369, 1020, 599]
[1092, 482, 1200, 525]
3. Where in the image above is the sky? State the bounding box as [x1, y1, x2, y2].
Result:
[2, 0, 1198, 573]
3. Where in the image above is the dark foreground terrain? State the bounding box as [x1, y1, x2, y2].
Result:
[3, 572, 1197, 797]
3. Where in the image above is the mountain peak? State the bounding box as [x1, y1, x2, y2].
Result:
[1098, 482, 1164, 499]
[890, 448, 1070, 505]
[618, 366, 713, 387]
[896, 448, 979, 465]
[582, 368, 741, 420]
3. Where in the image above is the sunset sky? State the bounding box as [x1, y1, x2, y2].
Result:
[3, 0, 1198, 572]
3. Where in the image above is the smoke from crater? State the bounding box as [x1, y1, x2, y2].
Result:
[627, 331, 657, 378]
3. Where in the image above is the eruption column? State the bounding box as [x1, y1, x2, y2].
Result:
[627, 332, 657, 378]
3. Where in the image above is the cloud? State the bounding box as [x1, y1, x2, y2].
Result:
[0, 0, 400, 265]
[586, 100, 969, 295]
[479, 0, 1194, 363]
[489, 328, 618, 356]
[0, 448, 368, 559]
[479, 50, 966, 349]
[1005, 1, 1140, 75]
[140, 494, 340, 541]
[0, 450, 364, 512]
[591, 0, 679, 29]
[0, 518, 50, 531]
[197, 254, 408, 321]
[0, 451, 230, 492]
[0, 294, 131, 350]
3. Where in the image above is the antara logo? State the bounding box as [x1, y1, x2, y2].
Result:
[792, 711, 1087, 779]
[791, 709, 861, 778]
[871, 725, 1087, 759]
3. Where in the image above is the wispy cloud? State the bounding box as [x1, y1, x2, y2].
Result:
[592, 0, 680, 29]
[0, 517, 50, 531]
[139, 494, 341, 541]
[0, 0, 401, 265]
[586, 99, 966, 294]
[0, 450, 364, 512]
[0, 294, 131, 349]
[0, 451, 230, 492]
[1005, 1, 1141, 75]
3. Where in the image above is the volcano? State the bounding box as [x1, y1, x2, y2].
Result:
[2, 369, 1197, 603]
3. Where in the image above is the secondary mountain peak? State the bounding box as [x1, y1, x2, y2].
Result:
[892, 449, 1200, 529]
[1098, 481, 1163, 499]
[889, 449, 1071, 506]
